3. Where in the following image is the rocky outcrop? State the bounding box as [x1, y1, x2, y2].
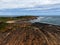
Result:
[0, 22, 60, 45]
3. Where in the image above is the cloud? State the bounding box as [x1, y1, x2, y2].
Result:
[25, 4, 60, 10]
[0, 0, 60, 9]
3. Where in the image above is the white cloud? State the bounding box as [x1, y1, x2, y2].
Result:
[25, 4, 60, 10]
[0, 0, 60, 9]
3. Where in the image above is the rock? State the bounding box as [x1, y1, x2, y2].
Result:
[6, 20, 16, 23]
[0, 22, 60, 45]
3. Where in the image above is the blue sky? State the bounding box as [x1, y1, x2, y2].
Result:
[0, 0, 60, 16]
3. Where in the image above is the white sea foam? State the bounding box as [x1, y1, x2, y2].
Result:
[30, 17, 60, 25]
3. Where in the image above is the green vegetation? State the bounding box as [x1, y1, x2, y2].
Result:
[0, 16, 37, 32]
[0, 16, 37, 22]
[0, 22, 9, 32]
[0, 17, 19, 22]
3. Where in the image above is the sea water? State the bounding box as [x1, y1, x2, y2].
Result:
[30, 17, 60, 25]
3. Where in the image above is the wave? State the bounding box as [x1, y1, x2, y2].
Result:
[30, 17, 60, 25]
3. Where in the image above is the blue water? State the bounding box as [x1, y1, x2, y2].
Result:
[30, 17, 60, 25]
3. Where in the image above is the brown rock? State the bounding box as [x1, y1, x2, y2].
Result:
[0, 22, 60, 45]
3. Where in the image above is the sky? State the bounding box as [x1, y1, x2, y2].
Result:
[0, 0, 60, 16]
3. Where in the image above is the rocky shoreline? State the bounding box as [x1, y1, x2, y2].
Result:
[0, 21, 60, 45]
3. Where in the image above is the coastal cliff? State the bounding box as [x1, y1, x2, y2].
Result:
[0, 16, 60, 45]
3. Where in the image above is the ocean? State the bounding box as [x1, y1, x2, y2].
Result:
[30, 17, 60, 25]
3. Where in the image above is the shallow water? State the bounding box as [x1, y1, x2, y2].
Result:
[30, 17, 60, 25]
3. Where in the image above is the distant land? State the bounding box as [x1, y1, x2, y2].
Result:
[0, 15, 60, 17]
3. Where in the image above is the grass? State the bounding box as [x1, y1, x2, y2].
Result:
[0, 16, 37, 22]
[0, 16, 37, 32]
[0, 22, 9, 32]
